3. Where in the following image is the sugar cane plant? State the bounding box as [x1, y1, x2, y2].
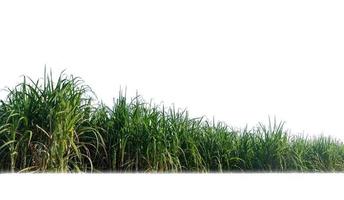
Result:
[0, 69, 344, 172]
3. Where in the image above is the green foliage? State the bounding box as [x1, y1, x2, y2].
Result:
[1, 70, 344, 172]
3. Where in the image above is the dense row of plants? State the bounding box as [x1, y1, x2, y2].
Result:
[0, 70, 343, 172]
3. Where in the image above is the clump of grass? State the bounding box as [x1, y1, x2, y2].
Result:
[0, 70, 103, 172]
[1, 69, 344, 172]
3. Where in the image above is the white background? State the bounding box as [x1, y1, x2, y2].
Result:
[1, 173, 343, 200]
[1, 0, 344, 139]
[0, 1, 343, 199]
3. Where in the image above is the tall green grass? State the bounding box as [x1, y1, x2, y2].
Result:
[0, 70, 344, 172]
